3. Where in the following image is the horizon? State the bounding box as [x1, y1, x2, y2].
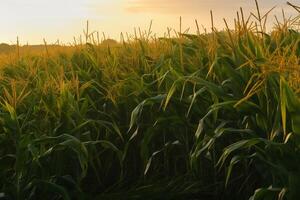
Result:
[1, 0, 299, 45]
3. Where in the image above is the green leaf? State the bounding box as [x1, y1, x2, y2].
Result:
[32, 180, 71, 200]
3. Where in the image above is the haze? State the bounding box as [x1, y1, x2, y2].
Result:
[0, 0, 298, 44]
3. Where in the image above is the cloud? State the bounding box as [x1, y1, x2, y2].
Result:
[125, 0, 289, 14]
[125, 0, 210, 13]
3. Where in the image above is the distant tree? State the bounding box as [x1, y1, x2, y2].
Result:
[101, 39, 118, 46]
[0, 43, 13, 53]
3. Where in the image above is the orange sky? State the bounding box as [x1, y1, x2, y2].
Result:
[0, 0, 297, 44]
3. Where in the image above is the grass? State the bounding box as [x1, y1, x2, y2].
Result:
[1, 1, 300, 199]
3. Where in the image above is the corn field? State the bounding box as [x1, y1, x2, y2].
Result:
[1, 1, 300, 199]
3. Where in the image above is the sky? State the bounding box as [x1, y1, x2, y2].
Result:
[0, 0, 298, 44]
